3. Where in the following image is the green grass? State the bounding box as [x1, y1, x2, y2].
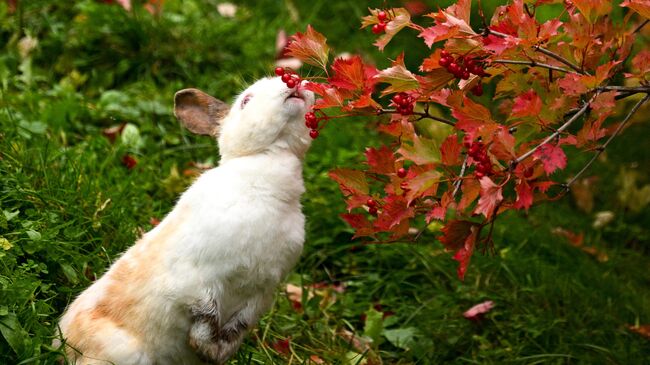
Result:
[1, 1, 649, 364]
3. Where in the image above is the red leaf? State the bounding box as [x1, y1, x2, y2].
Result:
[329, 169, 369, 196]
[286, 25, 329, 70]
[452, 224, 479, 280]
[376, 53, 420, 95]
[533, 144, 567, 174]
[121, 154, 138, 170]
[463, 300, 495, 320]
[362, 8, 412, 51]
[427, 191, 454, 222]
[403, 169, 441, 205]
[538, 19, 563, 41]
[365, 146, 395, 174]
[419, 8, 476, 48]
[439, 220, 477, 251]
[341, 213, 375, 238]
[304, 82, 347, 109]
[271, 338, 291, 355]
[511, 89, 542, 118]
[440, 134, 462, 166]
[514, 180, 533, 211]
[490, 127, 516, 160]
[328, 56, 378, 93]
[397, 134, 440, 165]
[621, 1, 650, 20]
[374, 195, 415, 231]
[627, 324, 650, 340]
[458, 178, 480, 210]
[474, 177, 504, 219]
[572, 0, 612, 23]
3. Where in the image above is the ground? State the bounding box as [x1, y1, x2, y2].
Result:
[0, 1, 649, 364]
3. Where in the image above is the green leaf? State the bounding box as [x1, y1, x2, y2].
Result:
[363, 307, 383, 345]
[382, 327, 418, 350]
[397, 134, 440, 165]
[26, 230, 41, 241]
[0, 313, 29, 356]
[60, 263, 79, 285]
[3, 210, 19, 222]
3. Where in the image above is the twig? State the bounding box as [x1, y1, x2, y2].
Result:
[452, 155, 468, 197]
[565, 94, 649, 189]
[633, 19, 649, 34]
[485, 29, 585, 74]
[492, 59, 572, 73]
[597, 85, 650, 93]
[512, 94, 597, 167]
[379, 108, 455, 126]
[533, 45, 585, 74]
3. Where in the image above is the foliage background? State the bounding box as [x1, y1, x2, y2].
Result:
[0, 0, 648, 363]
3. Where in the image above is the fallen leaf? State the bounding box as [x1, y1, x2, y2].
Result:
[463, 300, 495, 320]
[271, 337, 291, 355]
[627, 324, 650, 340]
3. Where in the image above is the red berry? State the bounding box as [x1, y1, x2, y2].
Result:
[465, 58, 476, 68]
[439, 57, 451, 67]
[377, 10, 387, 21]
[372, 23, 384, 34]
[441, 49, 450, 58]
[369, 206, 378, 216]
[397, 167, 407, 178]
[274, 67, 285, 76]
[309, 129, 319, 139]
[306, 118, 319, 129]
[305, 112, 317, 122]
[469, 145, 481, 156]
[476, 171, 485, 178]
[367, 198, 377, 208]
[471, 83, 483, 96]
[286, 79, 296, 88]
[461, 70, 470, 80]
[392, 94, 403, 105]
[448, 62, 460, 74]
[281, 73, 291, 83]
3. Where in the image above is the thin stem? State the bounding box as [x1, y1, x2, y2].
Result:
[486, 29, 585, 74]
[512, 94, 597, 166]
[533, 45, 585, 74]
[597, 85, 650, 93]
[452, 155, 468, 197]
[378, 108, 456, 126]
[492, 59, 572, 73]
[633, 19, 649, 34]
[565, 94, 649, 189]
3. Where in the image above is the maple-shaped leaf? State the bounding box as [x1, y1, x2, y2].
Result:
[403, 169, 441, 205]
[458, 178, 481, 211]
[538, 19, 563, 41]
[489, 127, 516, 160]
[341, 213, 375, 238]
[511, 89, 542, 118]
[376, 53, 420, 96]
[374, 195, 415, 231]
[630, 49, 650, 79]
[427, 190, 454, 222]
[621, 1, 650, 20]
[439, 220, 477, 251]
[482, 33, 519, 55]
[361, 8, 412, 51]
[514, 180, 533, 211]
[329, 168, 369, 196]
[365, 146, 395, 174]
[440, 134, 462, 166]
[328, 56, 378, 93]
[533, 144, 567, 174]
[304, 82, 347, 109]
[418, 9, 476, 48]
[557, 73, 589, 96]
[397, 134, 440, 165]
[286, 25, 329, 70]
[572, 0, 612, 23]
[474, 177, 504, 219]
[452, 224, 479, 280]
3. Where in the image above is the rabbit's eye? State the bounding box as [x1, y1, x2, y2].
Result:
[241, 94, 252, 109]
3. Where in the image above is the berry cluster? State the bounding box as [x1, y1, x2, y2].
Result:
[467, 141, 493, 178]
[366, 198, 378, 216]
[274, 67, 301, 88]
[304, 111, 322, 139]
[372, 11, 388, 34]
[391, 92, 415, 115]
[438, 50, 486, 96]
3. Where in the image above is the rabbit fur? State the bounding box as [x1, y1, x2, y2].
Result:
[54, 76, 315, 364]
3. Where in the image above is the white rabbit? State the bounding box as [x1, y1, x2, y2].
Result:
[54, 76, 315, 365]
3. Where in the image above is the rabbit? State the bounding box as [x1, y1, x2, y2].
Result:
[54, 76, 315, 365]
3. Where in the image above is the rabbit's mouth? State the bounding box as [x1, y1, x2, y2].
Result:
[285, 89, 305, 102]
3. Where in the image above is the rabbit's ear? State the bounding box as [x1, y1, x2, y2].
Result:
[174, 88, 230, 136]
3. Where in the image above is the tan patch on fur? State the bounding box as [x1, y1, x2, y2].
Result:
[62, 207, 189, 362]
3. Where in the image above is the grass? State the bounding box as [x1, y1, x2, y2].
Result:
[1, 0, 649, 364]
